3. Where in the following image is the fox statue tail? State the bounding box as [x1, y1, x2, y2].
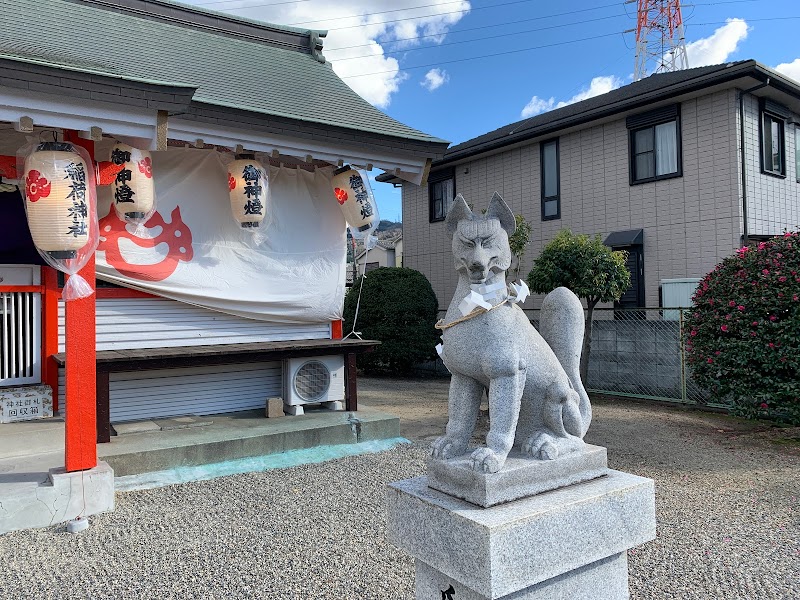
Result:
[538, 287, 592, 437]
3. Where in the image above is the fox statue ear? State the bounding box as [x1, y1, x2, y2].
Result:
[486, 192, 516, 236]
[445, 194, 473, 238]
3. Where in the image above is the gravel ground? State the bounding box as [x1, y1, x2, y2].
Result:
[0, 376, 798, 599]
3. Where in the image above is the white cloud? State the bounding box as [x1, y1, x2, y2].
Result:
[421, 68, 449, 91]
[686, 18, 749, 67]
[202, 1, 471, 108]
[520, 96, 555, 118]
[520, 76, 623, 118]
[775, 58, 800, 83]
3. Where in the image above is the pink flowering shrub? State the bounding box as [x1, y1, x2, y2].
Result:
[685, 232, 800, 424]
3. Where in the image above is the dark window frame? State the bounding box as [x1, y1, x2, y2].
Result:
[759, 104, 786, 178]
[428, 168, 455, 223]
[612, 244, 646, 314]
[540, 138, 560, 221]
[627, 105, 683, 185]
[796, 125, 800, 183]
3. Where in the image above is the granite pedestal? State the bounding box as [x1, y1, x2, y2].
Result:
[427, 444, 608, 507]
[387, 469, 655, 600]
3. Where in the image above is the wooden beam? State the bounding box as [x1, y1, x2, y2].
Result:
[345, 352, 358, 412]
[96, 371, 111, 444]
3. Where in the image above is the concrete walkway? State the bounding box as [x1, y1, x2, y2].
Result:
[0, 405, 400, 533]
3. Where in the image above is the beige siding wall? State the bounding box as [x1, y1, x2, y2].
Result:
[741, 94, 800, 235]
[403, 89, 743, 310]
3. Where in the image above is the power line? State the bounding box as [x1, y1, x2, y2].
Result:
[213, 0, 477, 20]
[330, 14, 800, 65]
[222, 0, 591, 28]
[330, 13, 625, 62]
[216, 0, 760, 32]
[325, 3, 625, 52]
[191, 0, 309, 7]
[337, 9, 791, 80]
[339, 31, 623, 78]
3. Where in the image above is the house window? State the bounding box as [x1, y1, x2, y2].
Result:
[365, 262, 379, 273]
[796, 126, 800, 183]
[627, 105, 681, 184]
[428, 169, 455, 222]
[540, 139, 560, 221]
[761, 110, 785, 176]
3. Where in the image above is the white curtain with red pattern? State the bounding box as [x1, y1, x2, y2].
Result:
[94, 148, 346, 323]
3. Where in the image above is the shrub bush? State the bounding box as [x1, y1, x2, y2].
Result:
[343, 267, 439, 374]
[685, 232, 800, 424]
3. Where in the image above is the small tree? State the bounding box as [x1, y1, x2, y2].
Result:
[526, 230, 631, 383]
[684, 232, 800, 424]
[508, 214, 533, 280]
[343, 267, 439, 374]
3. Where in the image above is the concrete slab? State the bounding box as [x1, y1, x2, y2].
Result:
[0, 417, 64, 460]
[113, 420, 161, 435]
[115, 437, 410, 491]
[0, 406, 399, 532]
[0, 455, 115, 534]
[153, 415, 213, 431]
[98, 407, 400, 476]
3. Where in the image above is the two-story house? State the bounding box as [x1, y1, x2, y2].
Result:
[389, 60, 800, 310]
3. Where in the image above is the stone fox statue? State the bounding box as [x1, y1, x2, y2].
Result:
[432, 192, 592, 474]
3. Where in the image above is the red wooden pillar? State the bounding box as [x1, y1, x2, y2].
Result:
[64, 256, 97, 472]
[62, 129, 98, 472]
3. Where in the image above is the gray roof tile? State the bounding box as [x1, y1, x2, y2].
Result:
[0, 0, 446, 144]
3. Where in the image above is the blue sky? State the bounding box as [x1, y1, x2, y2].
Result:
[185, 0, 800, 222]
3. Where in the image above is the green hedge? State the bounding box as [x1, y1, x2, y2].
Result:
[685, 232, 800, 424]
[343, 267, 439, 374]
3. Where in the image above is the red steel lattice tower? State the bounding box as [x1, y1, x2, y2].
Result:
[633, 0, 689, 80]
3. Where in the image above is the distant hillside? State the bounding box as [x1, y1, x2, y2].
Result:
[376, 220, 401, 235]
[346, 220, 402, 262]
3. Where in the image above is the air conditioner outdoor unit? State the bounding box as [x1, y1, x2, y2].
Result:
[282, 355, 345, 416]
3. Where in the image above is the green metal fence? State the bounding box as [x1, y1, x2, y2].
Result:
[574, 307, 710, 405]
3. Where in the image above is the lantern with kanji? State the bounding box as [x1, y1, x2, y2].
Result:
[331, 166, 377, 233]
[110, 142, 155, 221]
[227, 157, 268, 228]
[22, 142, 91, 259]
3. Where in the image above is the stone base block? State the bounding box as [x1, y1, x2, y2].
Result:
[266, 397, 284, 418]
[387, 470, 655, 600]
[427, 445, 608, 507]
[416, 553, 629, 600]
[0, 462, 115, 534]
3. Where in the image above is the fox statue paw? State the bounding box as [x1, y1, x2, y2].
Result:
[523, 432, 559, 460]
[523, 432, 586, 461]
[431, 436, 467, 460]
[470, 447, 505, 473]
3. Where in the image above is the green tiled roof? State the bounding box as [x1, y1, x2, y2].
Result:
[0, 0, 446, 144]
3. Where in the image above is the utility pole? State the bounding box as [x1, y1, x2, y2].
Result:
[630, 0, 689, 81]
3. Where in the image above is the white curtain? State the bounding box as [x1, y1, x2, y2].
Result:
[95, 149, 347, 324]
[655, 122, 678, 176]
